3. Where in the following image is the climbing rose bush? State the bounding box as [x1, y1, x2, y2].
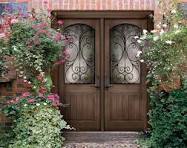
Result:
[0, 7, 69, 91]
[0, 2, 72, 148]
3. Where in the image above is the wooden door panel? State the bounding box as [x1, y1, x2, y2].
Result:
[59, 19, 101, 131]
[65, 93, 97, 120]
[64, 92, 100, 130]
[104, 19, 148, 131]
[108, 92, 142, 120]
[58, 18, 148, 131]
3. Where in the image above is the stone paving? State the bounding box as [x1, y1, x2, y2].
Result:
[63, 132, 140, 148]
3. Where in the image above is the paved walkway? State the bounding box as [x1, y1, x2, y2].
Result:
[63, 132, 140, 148]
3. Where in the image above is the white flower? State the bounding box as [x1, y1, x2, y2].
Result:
[137, 40, 142, 44]
[13, 46, 18, 51]
[36, 103, 40, 106]
[23, 76, 27, 79]
[0, 33, 5, 38]
[156, 24, 161, 29]
[19, 75, 23, 78]
[136, 50, 142, 58]
[165, 40, 173, 45]
[174, 24, 179, 29]
[28, 81, 31, 84]
[160, 29, 165, 35]
[24, 104, 27, 107]
[151, 30, 157, 33]
[175, 30, 181, 34]
[143, 29, 148, 35]
[134, 36, 139, 39]
[153, 36, 159, 41]
[33, 86, 36, 89]
[43, 78, 47, 82]
[162, 24, 167, 28]
[43, 103, 47, 106]
[40, 72, 45, 76]
[171, 9, 177, 14]
[140, 35, 147, 40]
[140, 59, 144, 63]
[20, 71, 24, 74]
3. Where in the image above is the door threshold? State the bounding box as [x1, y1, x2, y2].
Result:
[64, 131, 140, 144]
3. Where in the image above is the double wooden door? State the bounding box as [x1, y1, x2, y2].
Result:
[58, 19, 148, 131]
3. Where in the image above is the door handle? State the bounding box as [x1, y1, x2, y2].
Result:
[105, 77, 112, 88]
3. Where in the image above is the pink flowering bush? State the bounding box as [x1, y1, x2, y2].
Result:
[0, 2, 72, 147]
[2, 91, 61, 118]
[0, 6, 69, 92]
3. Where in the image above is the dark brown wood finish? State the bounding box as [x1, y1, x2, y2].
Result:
[104, 19, 148, 130]
[52, 11, 153, 19]
[54, 11, 153, 131]
[58, 19, 101, 131]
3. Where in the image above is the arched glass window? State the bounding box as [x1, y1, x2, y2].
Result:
[110, 24, 141, 84]
[63, 24, 95, 84]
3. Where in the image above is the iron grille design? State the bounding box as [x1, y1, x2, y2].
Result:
[110, 24, 141, 84]
[64, 24, 95, 84]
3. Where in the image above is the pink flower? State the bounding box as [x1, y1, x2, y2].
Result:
[47, 8, 51, 13]
[0, 33, 6, 38]
[47, 94, 60, 106]
[28, 99, 35, 103]
[7, 97, 20, 105]
[54, 33, 62, 42]
[43, 0, 48, 4]
[57, 20, 64, 25]
[32, 23, 48, 30]
[47, 94, 55, 101]
[22, 92, 31, 97]
[39, 93, 44, 97]
[11, 19, 18, 24]
[39, 86, 47, 94]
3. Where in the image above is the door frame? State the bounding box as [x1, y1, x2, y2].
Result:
[51, 11, 154, 131]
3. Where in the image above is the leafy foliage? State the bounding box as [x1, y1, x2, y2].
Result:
[136, 1, 187, 147]
[0, 3, 71, 148]
[0, 7, 68, 92]
[141, 26, 187, 92]
[10, 21, 65, 77]
[1, 92, 71, 148]
[147, 79, 187, 148]
[9, 104, 70, 148]
[0, 40, 10, 77]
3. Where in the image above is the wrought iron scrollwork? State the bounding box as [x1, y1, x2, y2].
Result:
[64, 24, 95, 84]
[110, 24, 141, 84]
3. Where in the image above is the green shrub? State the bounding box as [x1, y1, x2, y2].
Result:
[148, 79, 187, 148]
[8, 104, 69, 148]
[1, 92, 71, 148]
